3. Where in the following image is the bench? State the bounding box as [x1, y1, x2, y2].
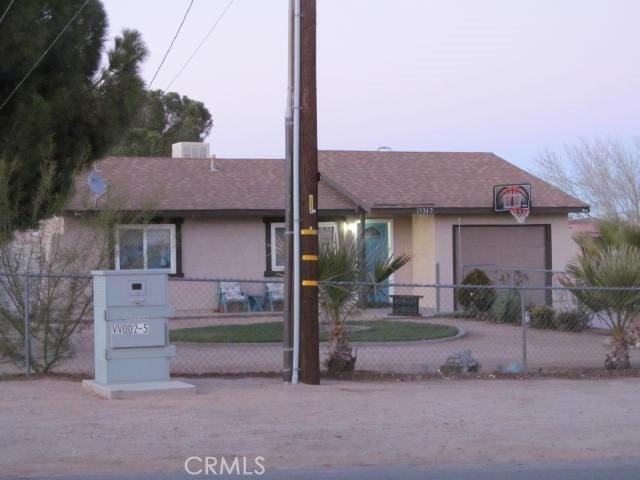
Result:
[389, 294, 423, 316]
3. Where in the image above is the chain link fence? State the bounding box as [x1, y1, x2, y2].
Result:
[1, 272, 639, 378]
[168, 277, 284, 375]
[336, 282, 640, 374]
[0, 272, 94, 376]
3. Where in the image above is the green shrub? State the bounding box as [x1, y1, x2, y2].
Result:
[491, 290, 521, 324]
[456, 269, 496, 317]
[555, 310, 590, 332]
[529, 305, 556, 329]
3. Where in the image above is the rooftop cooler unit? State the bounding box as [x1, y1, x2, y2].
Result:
[171, 142, 210, 159]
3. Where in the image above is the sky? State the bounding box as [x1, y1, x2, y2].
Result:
[102, 0, 640, 170]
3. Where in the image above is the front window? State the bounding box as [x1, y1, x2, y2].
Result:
[271, 224, 286, 272]
[319, 224, 339, 249]
[115, 225, 176, 273]
[270, 221, 338, 272]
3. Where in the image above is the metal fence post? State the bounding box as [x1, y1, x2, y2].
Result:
[23, 274, 31, 376]
[435, 262, 440, 314]
[520, 287, 527, 372]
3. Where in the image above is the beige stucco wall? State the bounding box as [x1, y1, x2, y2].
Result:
[407, 214, 437, 303]
[172, 217, 268, 313]
[391, 216, 413, 289]
[60, 212, 575, 315]
[176, 215, 416, 312]
[58, 216, 110, 272]
[410, 214, 436, 284]
[60, 216, 270, 314]
[181, 217, 265, 278]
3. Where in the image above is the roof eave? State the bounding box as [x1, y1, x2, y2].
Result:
[62, 208, 362, 218]
[63, 205, 590, 218]
[368, 206, 590, 215]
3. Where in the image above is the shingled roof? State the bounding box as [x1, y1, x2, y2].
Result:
[65, 150, 588, 215]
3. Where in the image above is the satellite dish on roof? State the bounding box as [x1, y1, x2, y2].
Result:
[88, 172, 107, 208]
[88, 172, 107, 196]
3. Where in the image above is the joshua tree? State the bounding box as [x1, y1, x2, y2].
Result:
[318, 232, 410, 374]
[566, 219, 640, 369]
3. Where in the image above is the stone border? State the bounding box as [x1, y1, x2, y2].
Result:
[349, 325, 466, 348]
[171, 322, 466, 347]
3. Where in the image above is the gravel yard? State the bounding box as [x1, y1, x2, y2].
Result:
[2, 313, 638, 376]
[1, 377, 640, 478]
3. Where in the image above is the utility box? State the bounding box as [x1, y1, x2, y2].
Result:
[83, 270, 195, 399]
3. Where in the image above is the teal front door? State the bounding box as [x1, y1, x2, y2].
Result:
[365, 222, 390, 305]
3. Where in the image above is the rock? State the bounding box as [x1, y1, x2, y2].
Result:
[503, 362, 525, 374]
[439, 350, 480, 374]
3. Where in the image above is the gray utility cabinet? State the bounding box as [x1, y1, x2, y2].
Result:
[92, 270, 176, 384]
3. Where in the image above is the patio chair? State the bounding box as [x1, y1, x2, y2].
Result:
[218, 282, 250, 313]
[265, 282, 285, 311]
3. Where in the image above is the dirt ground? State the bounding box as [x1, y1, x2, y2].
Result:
[1, 377, 640, 478]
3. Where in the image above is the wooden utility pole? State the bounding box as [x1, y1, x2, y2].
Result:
[298, 0, 320, 385]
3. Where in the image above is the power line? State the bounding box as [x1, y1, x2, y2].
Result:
[0, 0, 91, 113]
[147, 0, 195, 89]
[165, 0, 235, 91]
[0, 0, 15, 25]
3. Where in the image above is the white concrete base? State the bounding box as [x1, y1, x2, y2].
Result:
[82, 379, 196, 400]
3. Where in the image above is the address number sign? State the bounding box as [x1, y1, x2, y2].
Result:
[416, 207, 434, 214]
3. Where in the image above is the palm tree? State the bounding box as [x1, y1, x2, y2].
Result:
[318, 234, 359, 374]
[368, 252, 412, 305]
[566, 219, 640, 369]
[318, 232, 410, 374]
[574, 218, 640, 256]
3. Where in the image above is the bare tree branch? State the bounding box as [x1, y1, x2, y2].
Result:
[536, 138, 640, 222]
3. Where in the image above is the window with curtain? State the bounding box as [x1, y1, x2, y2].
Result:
[115, 225, 176, 274]
[269, 221, 338, 272]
